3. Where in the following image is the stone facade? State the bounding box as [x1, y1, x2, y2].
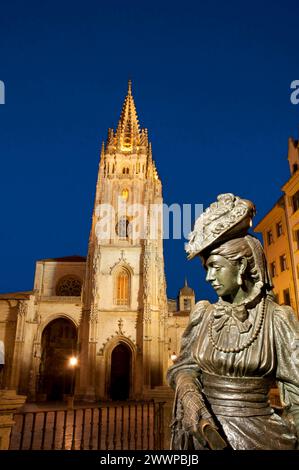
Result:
[0, 83, 193, 402]
[255, 135, 299, 316]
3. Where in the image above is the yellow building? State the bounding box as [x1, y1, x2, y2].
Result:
[255, 136, 299, 317]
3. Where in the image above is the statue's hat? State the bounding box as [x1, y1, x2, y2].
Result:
[186, 193, 256, 260]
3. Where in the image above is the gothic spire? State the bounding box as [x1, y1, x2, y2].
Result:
[116, 80, 141, 150]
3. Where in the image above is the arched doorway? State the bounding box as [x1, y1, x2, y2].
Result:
[109, 343, 131, 400]
[39, 318, 77, 401]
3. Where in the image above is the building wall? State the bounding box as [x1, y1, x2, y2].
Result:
[34, 260, 85, 296]
[282, 171, 299, 313]
[255, 135, 299, 316]
[166, 313, 189, 368]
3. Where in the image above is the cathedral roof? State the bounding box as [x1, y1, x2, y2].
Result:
[0, 290, 33, 299]
[37, 255, 86, 263]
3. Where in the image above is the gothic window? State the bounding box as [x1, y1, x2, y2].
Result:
[116, 216, 130, 238]
[183, 298, 191, 310]
[121, 188, 129, 201]
[122, 167, 129, 175]
[115, 268, 130, 305]
[56, 276, 82, 296]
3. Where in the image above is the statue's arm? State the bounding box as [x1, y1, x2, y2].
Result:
[167, 300, 209, 389]
[167, 301, 227, 449]
[273, 305, 299, 436]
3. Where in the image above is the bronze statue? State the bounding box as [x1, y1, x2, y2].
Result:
[167, 193, 299, 450]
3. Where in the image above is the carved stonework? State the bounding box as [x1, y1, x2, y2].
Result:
[18, 301, 27, 317]
[109, 251, 134, 275]
[92, 249, 101, 302]
[143, 306, 151, 323]
[98, 323, 135, 355]
[116, 318, 124, 335]
[15, 301, 27, 342]
[143, 248, 151, 300]
[90, 305, 98, 323]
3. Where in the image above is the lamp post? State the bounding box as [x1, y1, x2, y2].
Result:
[68, 356, 78, 409]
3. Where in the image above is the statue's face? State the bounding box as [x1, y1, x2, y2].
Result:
[205, 254, 240, 299]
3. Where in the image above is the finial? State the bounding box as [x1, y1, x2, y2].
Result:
[185, 277, 188, 287]
[128, 79, 132, 94]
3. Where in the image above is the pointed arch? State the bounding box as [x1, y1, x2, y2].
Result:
[114, 266, 130, 305]
[103, 336, 136, 399]
[39, 317, 78, 400]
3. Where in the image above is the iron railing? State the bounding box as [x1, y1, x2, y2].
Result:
[9, 400, 165, 450]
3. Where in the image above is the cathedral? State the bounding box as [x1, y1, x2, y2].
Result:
[0, 82, 195, 402]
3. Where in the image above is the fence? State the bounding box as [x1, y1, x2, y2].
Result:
[9, 400, 165, 450]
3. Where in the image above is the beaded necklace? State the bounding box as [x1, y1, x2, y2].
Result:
[208, 297, 265, 353]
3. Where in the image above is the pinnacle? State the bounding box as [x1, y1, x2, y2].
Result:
[116, 81, 140, 150]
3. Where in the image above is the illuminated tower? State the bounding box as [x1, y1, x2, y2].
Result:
[77, 82, 168, 400]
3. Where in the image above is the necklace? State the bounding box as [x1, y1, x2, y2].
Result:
[208, 297, 265, 353]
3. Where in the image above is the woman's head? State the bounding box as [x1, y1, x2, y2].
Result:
[202, 236, 272, 303]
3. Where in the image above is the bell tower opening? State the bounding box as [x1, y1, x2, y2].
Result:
[109, 343, 131, 400]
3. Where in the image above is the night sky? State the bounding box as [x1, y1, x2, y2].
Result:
[1, 0, 299, 302]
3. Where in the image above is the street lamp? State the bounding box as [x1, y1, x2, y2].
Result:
[68, 356, 78, 408]
[69, 356, 78, 368]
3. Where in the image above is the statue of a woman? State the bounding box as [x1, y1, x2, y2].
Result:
[167, 193, 299, 450]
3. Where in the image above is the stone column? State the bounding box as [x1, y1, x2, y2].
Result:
[0, 390, 26, 450]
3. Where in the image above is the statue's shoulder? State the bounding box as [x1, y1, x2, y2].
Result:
[181, 300, 211, 344]
[189, 300, 211, 326]
[267, 297, 298, 326]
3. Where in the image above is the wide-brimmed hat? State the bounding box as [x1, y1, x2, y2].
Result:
[186, 193, 256, 260]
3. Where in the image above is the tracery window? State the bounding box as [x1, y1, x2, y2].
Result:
[121, 188, 129, 201]
[56, 276, 82, 296]
[116, 216, 130, 239]
[115, 268, 130, 305]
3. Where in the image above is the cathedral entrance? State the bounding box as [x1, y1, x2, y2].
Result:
[109, 343, 131, 400]
[39, 318, 77, 401]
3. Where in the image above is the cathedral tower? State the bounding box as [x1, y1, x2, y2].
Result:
[77, 82, 168, 400]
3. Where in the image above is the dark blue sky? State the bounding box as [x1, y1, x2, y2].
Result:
[1, 0, 299, 301]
